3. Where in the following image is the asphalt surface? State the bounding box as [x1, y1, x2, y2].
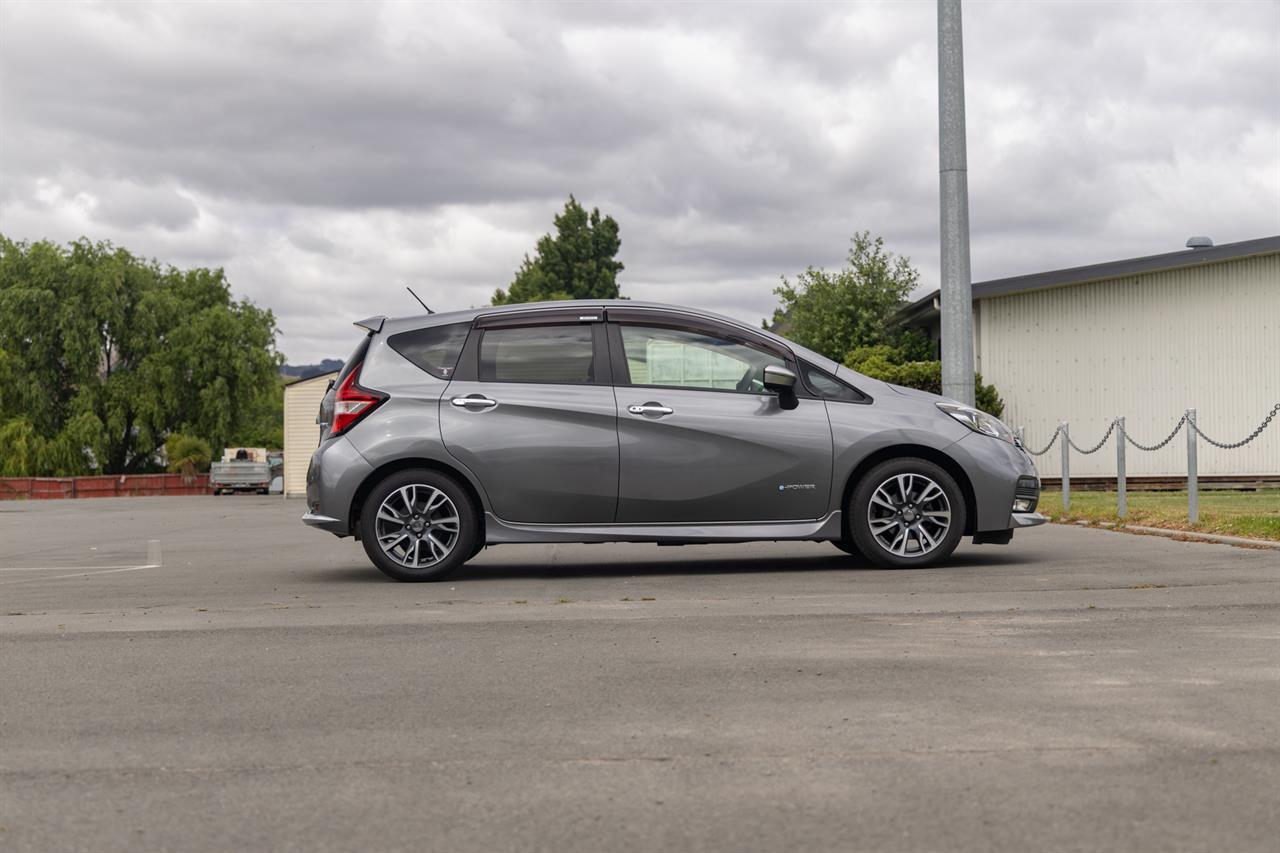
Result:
[2, 496, 1278, 852]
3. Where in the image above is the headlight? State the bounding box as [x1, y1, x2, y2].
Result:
[936, 402, 1017, 444]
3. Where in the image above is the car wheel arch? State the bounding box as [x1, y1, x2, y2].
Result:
[840, 444, 978, 538]
[348, 457, 488, 539]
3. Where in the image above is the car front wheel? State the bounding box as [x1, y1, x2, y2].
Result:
[849, 458, 966, 569]
[358, 469, 480, 582]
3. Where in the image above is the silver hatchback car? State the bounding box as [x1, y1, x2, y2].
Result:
[304, 300, 1044, 581]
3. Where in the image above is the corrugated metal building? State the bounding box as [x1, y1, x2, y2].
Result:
[896, 236, 1280, 479]
[282, 371, 337, 497]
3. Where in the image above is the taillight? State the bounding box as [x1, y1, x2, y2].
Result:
[331, 363, 387, 436]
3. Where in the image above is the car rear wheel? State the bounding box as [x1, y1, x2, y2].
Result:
[359, 469, 480, 582]
[849, 458, 966, 569]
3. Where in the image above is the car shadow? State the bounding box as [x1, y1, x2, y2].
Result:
[309, 547, 1030, 583]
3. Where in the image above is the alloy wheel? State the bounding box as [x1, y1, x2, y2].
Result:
[374, 484, 461, 568]
[866, 473, 951, 557]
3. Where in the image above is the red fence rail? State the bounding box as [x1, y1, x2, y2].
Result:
[0, 473, 212, 500]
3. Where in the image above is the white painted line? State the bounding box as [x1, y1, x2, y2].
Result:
[0, 565, 154, 585]
[0, 540, 163, 584]
[0, 565, 151, 572]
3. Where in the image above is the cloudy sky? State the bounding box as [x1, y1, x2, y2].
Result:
[2, 1, 1277, 362]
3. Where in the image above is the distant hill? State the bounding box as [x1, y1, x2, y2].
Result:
[280, 359, 343, 380]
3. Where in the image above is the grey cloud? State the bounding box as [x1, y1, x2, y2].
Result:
[86, 181, 199, 231]
[1, 0, 1277, 362]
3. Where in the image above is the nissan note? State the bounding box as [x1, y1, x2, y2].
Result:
[304, 301, 1044, 581]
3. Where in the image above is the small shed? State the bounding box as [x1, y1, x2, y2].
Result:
[282, 371, 338, 497]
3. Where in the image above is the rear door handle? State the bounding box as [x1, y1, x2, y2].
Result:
[451, 395, 498, 410]
[628, 403, 673, 417]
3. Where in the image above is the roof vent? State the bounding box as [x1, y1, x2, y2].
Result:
[1185, 236, 1214, 249]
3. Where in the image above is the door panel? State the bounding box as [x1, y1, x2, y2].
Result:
[438, 321, 617, 525]
[615, 388, 833, 523]
[610, 320, 833, 523]
[440, 381, 619, 523]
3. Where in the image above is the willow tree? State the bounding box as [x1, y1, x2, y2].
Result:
[0, 236, 281, 475]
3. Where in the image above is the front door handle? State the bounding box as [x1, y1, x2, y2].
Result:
[451, 395, 498, 410]
[628, 402, 673, 417]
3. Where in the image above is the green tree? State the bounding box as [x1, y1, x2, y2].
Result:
[230, 375, 286, 450]
[845, 345, 1005, 417]
[770, 232, 920, 362]
[0, 236, 282, 476]
[492, 195, 624, 305]
[771, 231, 1006, 416]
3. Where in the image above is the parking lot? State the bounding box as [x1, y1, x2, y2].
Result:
[2, 496, 1278, 852]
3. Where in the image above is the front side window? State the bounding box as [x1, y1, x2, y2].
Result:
[479, 325, 595, 384]
[619, 325, 785, 393]
[801, 363, 870, 403]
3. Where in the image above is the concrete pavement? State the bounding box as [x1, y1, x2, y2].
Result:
[2, 496, 1278, 852]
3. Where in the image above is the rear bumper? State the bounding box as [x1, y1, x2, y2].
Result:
[303, 435, 373, 537]
[302, 511, 346, 534]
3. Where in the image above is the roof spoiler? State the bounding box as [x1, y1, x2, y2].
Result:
[354, 316, 385, 333]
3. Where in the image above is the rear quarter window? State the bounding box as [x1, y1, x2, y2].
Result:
[387, 322, 471, 379]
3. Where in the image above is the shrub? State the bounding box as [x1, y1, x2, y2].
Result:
[845, 346, 1005, 418]
[165, 434, 213, 478]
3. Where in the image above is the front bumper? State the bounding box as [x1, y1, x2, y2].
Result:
[1012, 511, 1047, 527]
[948, 432, 1042, 533]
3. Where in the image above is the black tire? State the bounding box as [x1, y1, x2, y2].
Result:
[358, 469, 480, 582]
[848, 457, 966, 569]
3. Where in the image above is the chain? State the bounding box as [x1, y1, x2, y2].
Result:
[1023, 425, 1061, 457]
[1022, 405, 1278, 456]
[1065, 419, 1118, 455]
[1125, 413, 1187, 451]
[1187, 403, 1280, 449]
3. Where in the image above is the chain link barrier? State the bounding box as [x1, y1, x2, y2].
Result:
[1024, 407, 1278, 456]
[1066, 418, 1118, 455]
[1021, 405, 1278, 525]
[1023, 426, 1060, 457]
[1123, 413, 1188, 452]
[1187, 402, 1280, 449]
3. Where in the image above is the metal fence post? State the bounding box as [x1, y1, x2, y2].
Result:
[1060, 421, 1070, 510]
[1186, 408, 1198, 523]
[1116, 416, 1126, 519]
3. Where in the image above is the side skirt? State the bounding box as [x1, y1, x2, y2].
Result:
[484, 511, 843, 545]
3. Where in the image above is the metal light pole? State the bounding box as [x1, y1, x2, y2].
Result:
[938, 0, 975, 406]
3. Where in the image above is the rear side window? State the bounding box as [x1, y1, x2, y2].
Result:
[479, 325, 595, 384]
[388, 322, 470, 379]
[802, 363, 870, 403]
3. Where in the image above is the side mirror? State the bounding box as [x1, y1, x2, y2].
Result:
[762, 365, 799, 410]
[762, 364, 796, 390]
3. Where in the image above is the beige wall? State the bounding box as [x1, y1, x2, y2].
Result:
[978, 253, 1280, 478]
[283, 372, 337, 497]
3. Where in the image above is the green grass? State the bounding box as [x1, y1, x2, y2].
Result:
[1037, 489, 1280, 542]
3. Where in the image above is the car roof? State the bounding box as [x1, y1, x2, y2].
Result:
[371, 299, 845, 376]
